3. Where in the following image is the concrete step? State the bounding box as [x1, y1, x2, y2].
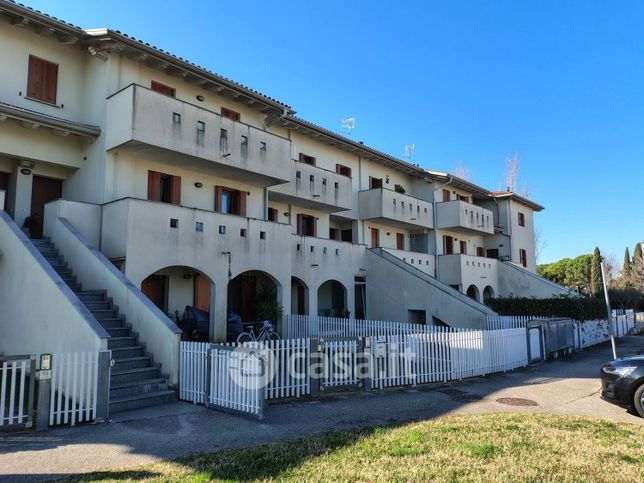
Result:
[84, 301, 112, 311]
[109, 390, 175, 413]
[91, 309, 119, 320]
[77, 292, 107, 303]
[110, 346, 144, 358]
[112, 356, 152, 371]
[109, 378, 168, 399]
[110, 365, 160, 384]
[98, 317, 125, 329]
[106, 326, 130, 337]
[107, 336, 138, 349]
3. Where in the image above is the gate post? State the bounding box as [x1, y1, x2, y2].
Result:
[95, 350, 112, 421]
[35, 375, 50, 431]
[362, 337, 373, 391]
[309, 338, 323, 397]
[525, 327, 531, 364]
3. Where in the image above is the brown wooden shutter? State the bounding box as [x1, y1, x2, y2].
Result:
[27, 56, 42, 99]
[43, 61, 58, 104]
[214, 186, 222, 212]
[170, 175, 181, 205]
[296, 214, 303, 235]
[336, 163, 341, 174]
[396, 233, 404, 250]
[238, 190, 247, 217]
[368, 176, 373, 189]
[147, 171, 161, 201]
[194, 274, 211, 312]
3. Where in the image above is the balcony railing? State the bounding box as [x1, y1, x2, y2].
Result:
[105, 84, 291, 186]
[437, 253, 498, 287]
[382, 248, 435, 276]
[269, 160, 352, 212]
[358, 188, 433, 230]
[436, 200, 494, 234]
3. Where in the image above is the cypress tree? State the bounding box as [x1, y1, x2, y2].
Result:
[622, 247, 631, 287]
[590, 246, 603, 297]
[632, 243, 644, 289]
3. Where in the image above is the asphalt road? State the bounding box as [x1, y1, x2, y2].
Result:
[1, 335, 642, 481]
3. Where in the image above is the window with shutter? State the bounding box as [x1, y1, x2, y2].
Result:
[298, 153, 316, 166]
[442, 189, 451, 202]
[396, 233, 405, 250]
[221, 107, 240, 121]
[148, 170, 180, 205]
[151, 81, 176, 97]
[335, 163, 352, 177]
[27, 55, 58, 104]
[369, 177, 383, 189]
[267, 208, 278, 222]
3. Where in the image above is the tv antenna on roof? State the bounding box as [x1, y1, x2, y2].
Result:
[404, 144, 415, 160]
[341, 117, 355, 135]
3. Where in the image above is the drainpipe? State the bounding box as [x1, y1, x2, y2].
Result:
[433, 175, 454, 279]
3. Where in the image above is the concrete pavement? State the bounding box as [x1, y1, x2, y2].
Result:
[1, 335, 642, 481]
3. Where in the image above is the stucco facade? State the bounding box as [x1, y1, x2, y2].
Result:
[0, 2, 570, 354]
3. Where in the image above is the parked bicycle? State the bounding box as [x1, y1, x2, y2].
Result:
[236, 320, 280, 343]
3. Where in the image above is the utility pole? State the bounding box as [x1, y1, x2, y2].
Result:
[600, 261, 617, 359]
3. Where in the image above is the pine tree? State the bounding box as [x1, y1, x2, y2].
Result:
[621, 247, 632, 288]
[590, 246, 603, 297]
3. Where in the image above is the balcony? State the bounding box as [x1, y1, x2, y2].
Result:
[100, 198, 292, 277]
[292, 235, 366, 278]
[382, 248, 435, 276]
[105, 84, 291, 186]
[437, 254, 498, 288]
[269, 160, 352, 212]
[436, 200, 494, 234]
[358, 188, 433, 230]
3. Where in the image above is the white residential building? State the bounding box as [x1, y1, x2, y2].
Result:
[0, 2, 570, 410]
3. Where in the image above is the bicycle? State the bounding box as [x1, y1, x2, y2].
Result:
[236, 320, 280, 343]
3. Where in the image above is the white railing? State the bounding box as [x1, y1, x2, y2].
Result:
[287, 315, 455, 339]
[1, 356, 35, 429]
[179, 341, 208, 404]
[49, 351, 100, 427]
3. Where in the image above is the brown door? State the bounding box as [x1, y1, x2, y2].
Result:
[486, 249, 499, 259]
[370, 228, 379, 248]
[396, 233, 405, 250]
[30, 176, 62, 238]
[459, 240, 467, 254]
[141, 275, 166, 310]
[443, 235, 454, 255]
[194, 274, 211, 312]
[0, 172, 8, 211]
[341, 229, 353, 242]
[442, 189, 451, 202]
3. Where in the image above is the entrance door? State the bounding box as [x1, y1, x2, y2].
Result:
[30, 176, 62, 238]
[0, 172, 8, 211]
[141, 275, 166, 311]
[370, 228, 379, 248]
[443, 235, 454, 255]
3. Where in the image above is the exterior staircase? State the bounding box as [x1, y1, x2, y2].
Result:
[32, 237, 175, 413]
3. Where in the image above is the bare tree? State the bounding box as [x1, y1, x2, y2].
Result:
[452, 161, 471, 181]
[534, 223, 548, 264]
[503, 151, 531, 197]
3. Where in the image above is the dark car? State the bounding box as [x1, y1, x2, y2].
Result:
[601, 355, 644, 417]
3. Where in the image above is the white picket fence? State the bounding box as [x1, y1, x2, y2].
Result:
[485, 315, 551, 330]
[323, 338, 361, 388]
[180, 339, 311, 404]
[49, 351, 100, 427]
[0, 356, 34, 429]
[287, 315, 455, 339]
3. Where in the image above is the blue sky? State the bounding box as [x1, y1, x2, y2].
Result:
[24, 0, 644, 264]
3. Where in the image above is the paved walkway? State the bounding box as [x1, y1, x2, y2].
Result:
[1, 335, 642, 481]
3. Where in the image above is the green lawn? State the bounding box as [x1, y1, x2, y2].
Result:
[65, 413, 643, 482]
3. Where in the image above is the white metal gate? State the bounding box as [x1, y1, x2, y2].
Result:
[528, 327, 543, 362]
[205, 345, 264, 419]
[0, 355, 35, 430]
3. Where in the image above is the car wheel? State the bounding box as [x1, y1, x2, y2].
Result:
[633, 384, 644, 418]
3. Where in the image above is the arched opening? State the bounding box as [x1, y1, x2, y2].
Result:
[466, 284, 480, 302]
[317, 280, 348, 317]
[291, 277, 309, 315]
[140, 266, 215, 340]
[227, 270, 282, 324]
[483, 286, 495, 303]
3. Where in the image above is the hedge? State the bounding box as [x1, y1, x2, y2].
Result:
[486, 296, 607, 321]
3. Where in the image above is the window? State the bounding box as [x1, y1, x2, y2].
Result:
[196, 121, 205, 133]
[260, 142, 267, 159]
[396, 233, 405, 250]
[151, 81, 175, 97]
[240, 135, 248, 159]
[457, 194, 469, 202]
[519, 249, 528, 267]
[335, 163, 352, 177]
[267, 207, 278, 222]
[195, 222, 203, 232]
[219, 225, 226, 235]
[172, 112, 181, 124]
[518, 212, 526, 227]
[240, 228, 247, 237]
[369, 177, 383, 189]
[221, 107, 240, 121]
[27, 55, 58, 104]
[296, 214, 317, 237]
[298, 153, 316, 166]
[442, 189, 451, 202]
[219, 129, 228, 153]
[170, 218, 178, 228]
[215, 186, 247, 216]
[476, 246, 485, 257]
[148, 170, 181, 205]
